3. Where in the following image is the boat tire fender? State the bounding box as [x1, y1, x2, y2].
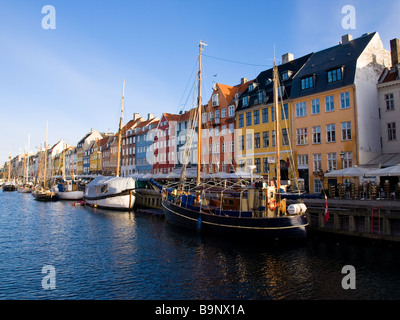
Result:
[268, 199, 277, 211]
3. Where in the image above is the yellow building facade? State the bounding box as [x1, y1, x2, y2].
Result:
[291, 85, 357, 193]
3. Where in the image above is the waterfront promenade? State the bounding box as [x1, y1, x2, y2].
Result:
[299, 198, 400, 242]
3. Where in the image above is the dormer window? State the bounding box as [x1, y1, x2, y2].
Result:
[242, 96, 249, 107]
[301, 75, 315, 90]
[212, 94, 219, 107]
[282, 70, 292, 81]
[328, 67, 343, 83]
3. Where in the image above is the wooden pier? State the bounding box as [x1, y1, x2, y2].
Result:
[298, 198, 400, 242]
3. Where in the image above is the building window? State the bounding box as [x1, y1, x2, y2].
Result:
[282, 128, 289, 146]
[212, 94, 219, 107]
[298, 154, 309, 168]
[342, 152, 353, 168]
[341, 121, 352, 141]
[281, 103, 289, 120]
[246, 112, 252, 126]
[228, 105, 235, 117]
[263, 157, 270, 173]
[312, 126, 321, 144]
[208, 112, 213, 121]
[340, 92, 350, 109]
[221, 108, 227, 118]
[246, 134, 253, 150]
[215, 109, 220, 120]
[229, 141, 234, 152]
[314, 179, 323, 194]
[238, 114, 244, 128]
[325, 95, 335, 112]
[326, 124, 336, 143]
[229, 123, 234, 133]
[296, 102, 307, 117]
[313, 153, 322, 172]
[272, 130, 276, 147]
[242, 96, 249, 107]
[257, 91, 264, 104]
[296, 128, 308, 145]
[271, 106, 275, 122]
[263, 131, 269, 148]
[388, 122, 397, 141]
[311, 98, 320, 115]
[255, 158, 261, 173]
[301, 76, 315, 90]
[239, 135, 244, 151]
[327, 153, 337, 171]
[254, 133, 260, 149]
[254, 110, 260, 125]
[328, 67, 343, 83]
[385, 93, 395, 111]
[262, 108, 268, 123]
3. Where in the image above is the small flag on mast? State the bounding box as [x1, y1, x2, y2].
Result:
[324, 195, 330, 223]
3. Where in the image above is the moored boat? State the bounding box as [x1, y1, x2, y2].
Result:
[53, 179, 84, 200]
[84, 80, 136, 210]
[3, 181, 17, 192]
[84, 176, 136, 210]
[33, 187, 59, 201]
[18, 183, 33, 193]
[161, 42, 308, 240]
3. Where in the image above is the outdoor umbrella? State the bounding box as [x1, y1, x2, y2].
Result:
[369, 164, 400, 177]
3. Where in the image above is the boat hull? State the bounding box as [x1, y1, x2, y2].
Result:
[3, 185, 16, 192]
[162, 200, 308, 240]
[33, 192, 59, 202]
[85, 191, 135, 210]
[18, 188, 32, 193]
[56, 191, 84, 200]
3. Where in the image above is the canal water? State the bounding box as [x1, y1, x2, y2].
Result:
[0, 191, 399, 300]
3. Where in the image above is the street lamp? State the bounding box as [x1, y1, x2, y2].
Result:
[249, 165, 257, 184]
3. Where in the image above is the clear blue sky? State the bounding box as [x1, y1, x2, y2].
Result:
[1, 0, 399, 165]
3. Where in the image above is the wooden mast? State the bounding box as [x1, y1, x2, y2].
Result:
[197, 41, 206, 186]
[116, 79, 125, 177]
[7, 155, 11, 182]
[273, 63, 281, 191]
[43, 121, 48, 188]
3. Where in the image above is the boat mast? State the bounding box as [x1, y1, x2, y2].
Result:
[273, 63, 281, 190]
[62, 142, 66, 180]
[197, 41, 206, 186]
[116, 79, 125, 177]
[7, 155, 11, 182]
[43, 121, 48, 188]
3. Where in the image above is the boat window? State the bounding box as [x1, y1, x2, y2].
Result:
[101, 184, 108, 194]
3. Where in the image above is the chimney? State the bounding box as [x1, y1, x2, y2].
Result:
[241, 78, 247, 84]
[282, 53, 294, 64]
[147, 113, 154, 121]
[342, 34, 353, 44]
[133, 113, 140, 121]
[390, 38, 400, 66]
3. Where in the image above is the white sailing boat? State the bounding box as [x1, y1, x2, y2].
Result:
[84, 80, 136, 210]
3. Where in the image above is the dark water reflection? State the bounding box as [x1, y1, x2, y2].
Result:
[0, 191, 399, 300]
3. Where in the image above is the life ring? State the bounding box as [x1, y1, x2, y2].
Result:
[268, 199, 277, 211]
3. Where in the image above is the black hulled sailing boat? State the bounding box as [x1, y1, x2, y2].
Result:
[161, 42, 309, 240]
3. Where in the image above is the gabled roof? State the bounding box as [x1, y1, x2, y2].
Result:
[290, 32, 377, 99]
[378, 65, 400, 84]
[236, 53, 313, 112]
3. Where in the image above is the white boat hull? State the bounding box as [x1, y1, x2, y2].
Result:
[85, 193, 135, 210]
[56, 191, 84, 200]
